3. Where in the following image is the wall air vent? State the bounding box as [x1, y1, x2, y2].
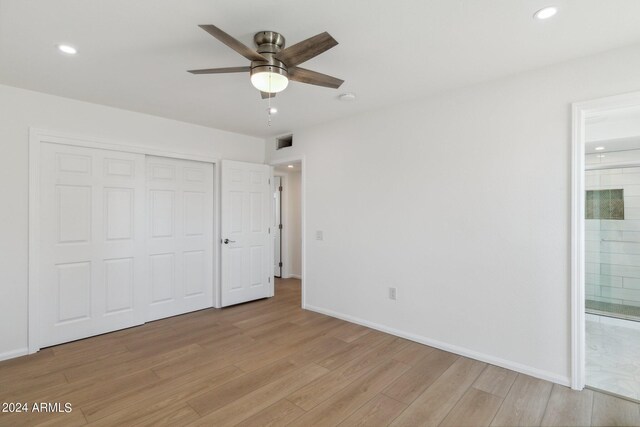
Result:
[276, 134, 293, 150]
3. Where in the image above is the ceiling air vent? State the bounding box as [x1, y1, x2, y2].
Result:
[276, 134, 293, 150]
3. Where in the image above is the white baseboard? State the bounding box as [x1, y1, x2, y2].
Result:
[282, 274, 302, 279]
[305, 304, 570, 387]
[0, 347, 29, 362]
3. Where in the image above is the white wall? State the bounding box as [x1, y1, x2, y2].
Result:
[286, 171, 302, 278]
[0, 84, 264, 359]
[267, 44, 640, 385]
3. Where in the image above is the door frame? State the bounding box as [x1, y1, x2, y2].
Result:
[273, 174, 283, 278]
[270, 156, 306, 308]
[571, 90, 640, 390]
[28, 127, 220, 353]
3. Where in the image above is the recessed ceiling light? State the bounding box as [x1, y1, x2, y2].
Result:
[287, 165, 294, 168]
[57, 44, 77, 55]
[534, 6, 558, 20]
[595, 146, 605, 151]
[338, 93, 356, 102]
[267, 107, 278, 114]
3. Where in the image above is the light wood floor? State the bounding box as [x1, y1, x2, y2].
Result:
[1, 278, 639, 427]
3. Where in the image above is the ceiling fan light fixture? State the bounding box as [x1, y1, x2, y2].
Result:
[250, 67, 289, 93]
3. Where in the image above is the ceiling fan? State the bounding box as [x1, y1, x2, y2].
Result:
[188, 25, 344, 99]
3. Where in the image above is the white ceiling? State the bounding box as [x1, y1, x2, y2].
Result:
[2, 0, 640, 138]
[586, 106, 640, 152]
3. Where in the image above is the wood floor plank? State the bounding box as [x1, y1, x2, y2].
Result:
[591, 390, 640, 427]
[540, 384, 593, 427]
[439, 388, 504, 427]
[390, 357, 487, 427]
[472, 365, 518, 398]
[152, 335, 255, 379]
[271, 316, 343, 347]
[63, 343, 202, 383]
[337, 394, 407, 427]
[0, 406, 86, 427]
[189, 364, 328, 426]
[235, 399, 306, 427]
[24, 370, 161, 415]
[288, 359, 411, 426]
[287, 337, 408, 410]
[1, 371, 69, 401]
[28, 408, 87, 427]
[130, 403, 200, 427]
[285, 336, 353, 368]
[326, 321, 372, 343]
[187, 359, 301, 416]
[316, 332, 396, 371]
[391, 341, 435, 366]
[490, 374, 553, 427]
[85, 365, 243, 425]
[383, 348, 458, 404]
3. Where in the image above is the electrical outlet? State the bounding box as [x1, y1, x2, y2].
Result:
[388, 287, 397, 300]
[315, 230, 324, 241]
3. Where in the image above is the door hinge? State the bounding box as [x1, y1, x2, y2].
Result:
[268, 227, 271, 234]
[279, 186, 283, 192]
[268, 277, 271, 283]
[269, 178, 271, 185]
[278, 224, 283, 230]
[279, 262, 283, 267]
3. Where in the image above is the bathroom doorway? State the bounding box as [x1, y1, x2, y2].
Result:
[581, 102, 640, 400]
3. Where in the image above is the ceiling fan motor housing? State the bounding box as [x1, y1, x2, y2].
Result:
[251, 31, 289, 87]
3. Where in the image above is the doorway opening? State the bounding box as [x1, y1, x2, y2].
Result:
[573, 93, 640, 400]
[271, 158, 304, 306]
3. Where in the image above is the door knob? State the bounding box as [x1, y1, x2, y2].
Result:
[223, 238, 236, 244]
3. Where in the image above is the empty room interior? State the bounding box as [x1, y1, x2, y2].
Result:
[3, 1, 640, 426]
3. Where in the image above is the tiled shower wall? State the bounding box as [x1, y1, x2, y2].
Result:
[586, 166, 640, 307]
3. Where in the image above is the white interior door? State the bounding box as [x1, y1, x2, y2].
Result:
[274, 176, 282, 277]
[39, 143, 146, 347]
[221, 160, 272, 307]
[146, 156, 214, 321]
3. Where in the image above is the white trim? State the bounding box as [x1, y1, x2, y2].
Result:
[28, 132, 41, 354]
[28, 127, 220, 354]
[269, 165, 275, 298]
[571, 102, 586, 390]
[288, 274, 302, 280]
[270, 156, 306, 308]
[0, 348, 29, 362]
[273, 172, 288, 279]
[30, 128, 220, 163]
[306, 304, 570, 387]
[571, 89, 640, 391]
[212, 162, 221, 309]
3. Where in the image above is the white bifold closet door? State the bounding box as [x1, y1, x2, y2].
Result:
[39, 143, 146, 347]
[146, 156, 214, 321]
[39, 145, 215, 348]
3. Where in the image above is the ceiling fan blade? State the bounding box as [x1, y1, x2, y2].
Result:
[188, 66, 250, 74]
[289, 67, 344, 89]
[199, 24, 266, 62]
[274, 32, 338, 67]
[260, 92, 276, 99]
